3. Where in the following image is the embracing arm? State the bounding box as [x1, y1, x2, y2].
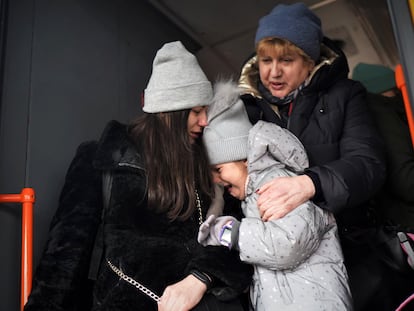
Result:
[198, 200, 329, 271]
[258, 82, 386, 219]
[257, 174, 315, 221]
[238, 202, 329, 269]
[25, 142, 102, 311]
[307, 83, 386, 213]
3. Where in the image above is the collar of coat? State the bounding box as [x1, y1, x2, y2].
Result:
[93, 120, 145, 171]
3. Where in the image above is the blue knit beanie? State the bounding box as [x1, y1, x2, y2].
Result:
[255, 3, 323, 62]
[352, 63, 396, 94]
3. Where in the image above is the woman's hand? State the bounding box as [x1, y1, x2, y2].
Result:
[257, 175, 315, 221]
[157, 274, 207, 311]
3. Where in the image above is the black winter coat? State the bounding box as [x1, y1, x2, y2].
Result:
[239, 37, 386, 228]
[366, 92, 414, 230]
[25, 121, 253, 311]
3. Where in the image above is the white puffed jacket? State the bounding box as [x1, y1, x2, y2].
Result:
[239, 120, 353, 311]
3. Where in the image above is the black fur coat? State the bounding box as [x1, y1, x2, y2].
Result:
[25, 121, 253, 311]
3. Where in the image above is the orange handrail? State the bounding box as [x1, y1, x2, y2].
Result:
[395, 64, 414, 148]
[0, 188, 35, 311]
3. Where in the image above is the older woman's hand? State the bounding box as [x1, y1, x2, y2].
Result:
[257, 175, 315, 221]
[158, 274, 207, 311]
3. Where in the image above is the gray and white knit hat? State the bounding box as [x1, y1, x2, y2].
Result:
[143, 41, 212, 113]
[203, 80, 253, 165]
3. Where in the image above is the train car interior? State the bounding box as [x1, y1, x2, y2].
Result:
[0, 0, 413, 310]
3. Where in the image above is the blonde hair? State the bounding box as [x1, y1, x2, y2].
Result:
[256, 37, 314, 67]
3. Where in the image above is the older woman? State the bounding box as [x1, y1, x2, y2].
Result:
[238, 2, 386, 310]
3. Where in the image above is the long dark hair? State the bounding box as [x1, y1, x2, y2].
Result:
[128, 110, 213, 221]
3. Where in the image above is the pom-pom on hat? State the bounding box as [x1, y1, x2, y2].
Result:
[352, 63, 396, 94]
[143, 41, 212, 113]
[255, 2, 323, 62]
[203, 80, 253, 165]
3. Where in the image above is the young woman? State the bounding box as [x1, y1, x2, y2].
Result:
[24, 41, 252, 311]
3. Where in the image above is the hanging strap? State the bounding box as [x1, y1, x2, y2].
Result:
[88, 170, 113, 281]
[396, 293, 414, 311]
[398, 231, 414, 270]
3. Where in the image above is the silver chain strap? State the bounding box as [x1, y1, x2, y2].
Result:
[107, 260, 160, 302]
[195, 189, 203, 225]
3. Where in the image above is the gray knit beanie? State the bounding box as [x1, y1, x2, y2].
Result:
[203, 80, 253, 165]
[143, 41, 212, 113]
[255, 3, 323, 62]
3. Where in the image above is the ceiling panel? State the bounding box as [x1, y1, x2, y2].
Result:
[146, 0, 398, 78]
[148, 0, 325, 46]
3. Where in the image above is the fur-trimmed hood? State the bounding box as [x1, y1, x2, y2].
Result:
[208, 79, 243, 123]
[92, 120, 145, 172]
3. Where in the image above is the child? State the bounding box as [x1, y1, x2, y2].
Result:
[199, 80, 353, 311]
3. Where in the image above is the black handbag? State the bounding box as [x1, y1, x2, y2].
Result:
[340, 224, 414, 311]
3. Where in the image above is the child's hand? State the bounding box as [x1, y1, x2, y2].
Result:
[198, 215, 219, 246]
[197, 215, 239, 249]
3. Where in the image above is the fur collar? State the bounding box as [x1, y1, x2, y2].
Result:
[93, 120, 145, 171]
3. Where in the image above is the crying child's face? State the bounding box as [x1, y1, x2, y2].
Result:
[213, 160, 248, 200]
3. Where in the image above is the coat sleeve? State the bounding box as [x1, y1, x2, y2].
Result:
[25, 142, 103, 311]
[307, 81, 387, 214]
[186, 240, 253, 300]
[238, 198, 330, 270]
[183, 188, 253, 300]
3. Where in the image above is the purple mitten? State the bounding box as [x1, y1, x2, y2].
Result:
[198, 215, 239, 248]
[198, 215, 218, 246]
